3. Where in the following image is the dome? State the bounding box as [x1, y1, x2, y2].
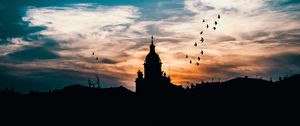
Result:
[145, 51, 161, 64]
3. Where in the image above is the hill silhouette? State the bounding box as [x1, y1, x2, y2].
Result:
[24, 85, 134, 97]
[1, 74, 299, 125]
[1, 74, 299, 99]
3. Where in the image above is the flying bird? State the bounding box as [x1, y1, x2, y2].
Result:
[194, 42, 197, 47]
[213, 27, 216, 30]
[200, 37, 204, 43]
[201, 50, 204, 55]
[200, 31, 203, 35]
[218, 14, 220, 19]
[206, 24, 209, 28]
[215, 21, 217, 25]
[203, 19, 205, 23]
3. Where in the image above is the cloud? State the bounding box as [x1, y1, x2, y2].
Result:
[100, 58, 119, 64]
[0, 3, 142, 91]
[8, 47, 59, 61]
[0, 63, 122, 93]
[150, 0, 300, 84]
[24, 1, 300, 86]
[23, 4, 139, 39]
[0, 38, 33, 56]
[263, 52, 300, 73]
[1, 0, 300, 92]
[22, 3, 141, 58]
[184, 0, 215, 12]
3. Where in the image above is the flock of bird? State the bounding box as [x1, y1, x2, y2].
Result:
[90, 15, 221, 65]
[186, 14, 221, 66]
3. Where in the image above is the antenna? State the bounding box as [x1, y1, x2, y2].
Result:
[96, 75, 100, 89]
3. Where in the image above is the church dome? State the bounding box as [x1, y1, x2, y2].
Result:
[144, 36, 161, 64]
[145, 50, 161, 64]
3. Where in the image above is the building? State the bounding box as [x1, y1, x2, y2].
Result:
[135, 36, 184, 96]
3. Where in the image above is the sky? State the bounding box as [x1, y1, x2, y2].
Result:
[0, 0, 300, 92]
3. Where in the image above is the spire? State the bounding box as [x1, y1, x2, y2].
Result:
[150, 36, 155, 53]
[151, 36, 154, 44]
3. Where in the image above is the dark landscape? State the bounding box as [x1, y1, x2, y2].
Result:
[1, 0, 300, 124]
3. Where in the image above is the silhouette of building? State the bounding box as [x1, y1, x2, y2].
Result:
[136, 36, 183, 96]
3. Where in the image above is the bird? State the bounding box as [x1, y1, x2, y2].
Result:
[198, 57, 200, 61]
[200, 31, 203, 35]
[190, 60, 192, 64]
[218, 14, 220, 19]
[196, 62, 199, 66]
[215, 21, 217, 25]
[200, 37, 204, 43]
[186, 54, 188, 58]
[203, 19, 205, 23]
[201, 50, 204, 55]
[96, 57, 99, 60]
[194, 42, 197, 47]
[206, 24, 209, 28]
[213, 27, 216, 30]
[92, 52, 94, 55]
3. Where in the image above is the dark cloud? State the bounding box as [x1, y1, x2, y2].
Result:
[19, 34, 61, 50]
[216, 35, 236, 42]
[263, 52, 300, 71]
[102, 24, 130, 33]
[41, 38, 61, 49]
[221, 8, 239, 14]
[0, 64, 86, 93]
[0, 63, 122, 93]
[203, 53, 300, 80]
[202, 61, 249, 78]
[275, 53, 300, 66]
[122, 37, 149, 50]
[8, 47, 59, 61]
[247, 31, 269, 39]
[190, 1, 215, 11]
[146, 24, 175, 36]
[100, 58, 119, 64]
[269, 29, 300, 44]
[158, 38, 185, 43]
[268, 0, 300, 12]
[240, 29, 300, 45]
[174, 52, 185, 59]
[239, 31, 264, 41]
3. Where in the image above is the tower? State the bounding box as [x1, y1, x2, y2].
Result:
[136, 36, 182, 95]
[144, 36, 162, 80]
